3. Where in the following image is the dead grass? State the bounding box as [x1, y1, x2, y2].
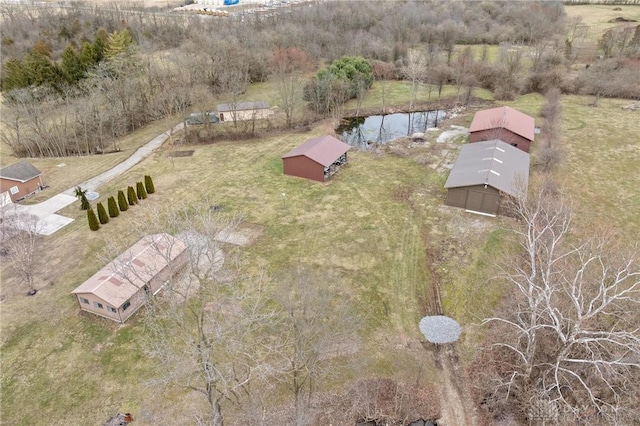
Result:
[565, 5, 640, 59]
[0, 118, 444, 424]
[565, 4, 640, 37]
[2, 82, 638, 424]
[1, 117, 180, 204]
[505, 93, 640, 236]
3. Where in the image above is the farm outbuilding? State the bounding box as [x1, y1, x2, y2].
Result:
[0, 160, 43, 202]
[216, 101, 272, 122]
[469, 106, 535, 153]
[71, 233, 188, 323]
[282, 135, 351, 182]
[444, 140, 530, 216]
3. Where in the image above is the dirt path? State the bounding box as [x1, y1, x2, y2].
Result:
[431, 344, 478, 426]
[423, 236, 479, 425]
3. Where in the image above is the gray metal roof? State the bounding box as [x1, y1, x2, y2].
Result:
[0, 160, 42, 182]
[216, 101, 270, 112]
[444, 140, 530, 198]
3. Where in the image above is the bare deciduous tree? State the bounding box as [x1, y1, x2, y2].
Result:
[564, 16, 589, 61]
[1, 207, 41, 294]
[496, 43, 524, 100]
[401, 49, 427, 112]
[372, 60, 396, 114]
[453, 46, 474, 103]
[105, 204, 276, 426]
[270, 47, 314, 129]
[482, 184, 640, 424]
[272, 266, 358, 426]
[537, 88, 563, 172]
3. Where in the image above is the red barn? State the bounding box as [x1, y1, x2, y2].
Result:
[469, 106, 535, 153]
[282, 135, 351, 182]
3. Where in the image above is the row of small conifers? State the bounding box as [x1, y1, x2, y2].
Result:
[77, 175, 155, 231]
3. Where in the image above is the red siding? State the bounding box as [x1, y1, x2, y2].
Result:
[469, 129, 531, 153]
[283, 156, 325, 182]
[0, 177, 43, 202]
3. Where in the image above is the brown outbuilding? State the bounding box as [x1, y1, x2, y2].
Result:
[282, 135, 351, 182]
[444, 140, 530, 216]
[71, 233, 188, 323]
[469, 106, 535, 153]
[0, 160, 43, 202]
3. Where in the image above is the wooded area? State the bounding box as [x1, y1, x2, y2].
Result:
[1, 1, 638, 157]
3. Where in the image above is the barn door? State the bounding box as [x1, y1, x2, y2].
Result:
[466, 190, 499, 215]
[465, 191, 485, 212]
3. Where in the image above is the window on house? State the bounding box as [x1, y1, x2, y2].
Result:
[94, 301, 103, 309]
[122, 300, 131, 311]
[107, 306, 117, 313]
[79, 297, 89, 304]
[10, 186, 19, 195]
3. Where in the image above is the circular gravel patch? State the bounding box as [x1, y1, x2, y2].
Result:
[419, 315, 462, 344]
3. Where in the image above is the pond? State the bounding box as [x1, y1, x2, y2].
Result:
[336, 110, 447, 148]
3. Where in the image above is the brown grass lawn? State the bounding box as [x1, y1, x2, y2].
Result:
[1, 82, 639, 424]
[504, 93, 640, 237]
[565, 4, 640, 59]
[0, 116, 451, 424]
[0, 117, 180, 204]
[565, 4, 640, 36]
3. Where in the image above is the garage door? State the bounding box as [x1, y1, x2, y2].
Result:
[466, 190, 485, 212]
[465, 190, 499, 216]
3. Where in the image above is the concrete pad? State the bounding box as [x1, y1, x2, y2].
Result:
[30, 194, 77, 215]
[35, 215, 75, 236]
[437, 126, 470, 144]
[214, 223, 264, 247]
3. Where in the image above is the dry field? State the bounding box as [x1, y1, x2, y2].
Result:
[565, 4, 640, 59]
[1, 84, 639, 425]
[42, 0, 185, 8]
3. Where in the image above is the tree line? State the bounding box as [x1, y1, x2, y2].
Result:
[1, 1, 638, 159]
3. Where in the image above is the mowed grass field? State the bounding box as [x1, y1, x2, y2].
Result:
[0, 111, 449, 423]
[565, 4, 640, 60]
[1, 75, 639, 424]
[565, 4, 640, 39]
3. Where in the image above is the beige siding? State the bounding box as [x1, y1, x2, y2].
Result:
[75, 242, 188, 323]
[220, 108, 272, 122]
[75, 293, 122, 321]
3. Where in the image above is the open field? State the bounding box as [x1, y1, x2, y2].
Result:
[504, 93, 640, 236]
[1, 70, 639, 424]
[565, 4, 640, 59]
[1, 104, 469, 424]
[565, 4, 640, 36]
